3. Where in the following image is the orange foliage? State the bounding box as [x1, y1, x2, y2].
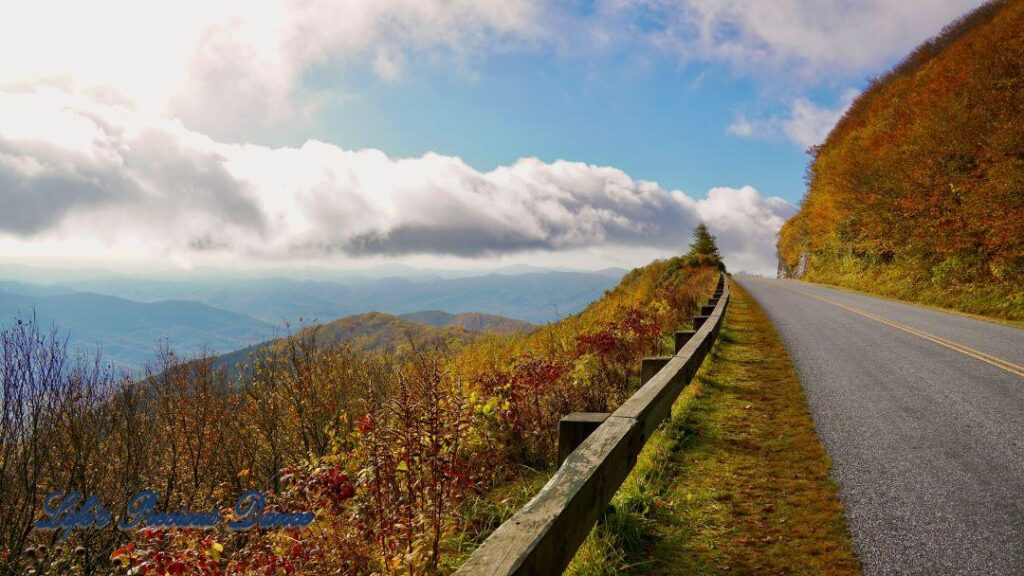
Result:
[778, 0, 1024, 319]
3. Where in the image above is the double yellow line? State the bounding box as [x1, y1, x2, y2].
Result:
[772, 281, 1024, 379]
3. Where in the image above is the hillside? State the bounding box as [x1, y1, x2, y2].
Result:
[399, 310, 533, 333]
[777, 0, 1024, 321]
[213, 309, 529, 374]
[314, 311, 476, 350]
[0, 290, 274, 369]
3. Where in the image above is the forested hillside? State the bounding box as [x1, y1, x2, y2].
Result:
[212, 310, 500, 374]
[778, 0, 1024, 321]
[399, 310, 533, 334]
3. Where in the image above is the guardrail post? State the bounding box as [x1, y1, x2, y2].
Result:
[701, 304, 716, 316]
[674, 330, 695, 352]
[641, 356, 672, 384]
[693, 315, 709, 330]
[641, 356, 674, 422]
[558, 412, 610, 465]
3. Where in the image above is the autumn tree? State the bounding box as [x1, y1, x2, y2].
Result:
[685, 223, 726, 271]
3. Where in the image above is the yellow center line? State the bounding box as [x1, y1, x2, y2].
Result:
[769, 281, 1024, 379]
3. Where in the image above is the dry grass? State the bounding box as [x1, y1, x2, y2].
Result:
[568, 279, 860, 576]
[790, 277, 1024, 330]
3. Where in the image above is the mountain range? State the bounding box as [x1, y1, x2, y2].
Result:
[5, 269, 623, 325]
[0, 290, 275, 370]
[0, 267, 618, 369]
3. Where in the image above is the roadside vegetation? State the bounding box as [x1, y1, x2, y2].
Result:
[0, 229, 722, 575]
[777, 0, 1024, 322]
[565, 280, 860, 576]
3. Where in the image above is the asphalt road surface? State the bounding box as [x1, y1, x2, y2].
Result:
[735, 276, 1024, 576]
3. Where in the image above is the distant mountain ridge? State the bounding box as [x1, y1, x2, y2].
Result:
[2, 270, 625, 325]
[0, 290, 274, 370]
[0, 263, 626, 285]
[0, 267, 620, 369]
[201, 271, 622, 325]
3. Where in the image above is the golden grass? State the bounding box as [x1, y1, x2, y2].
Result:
[789, 277, 1024, 330]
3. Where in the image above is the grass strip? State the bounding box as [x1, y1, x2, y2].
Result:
[567, 279, 860, 576]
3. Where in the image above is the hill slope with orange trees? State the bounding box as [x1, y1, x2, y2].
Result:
[399, 310, 534, 334]
[210, 311, 474, 375]
[777, 0, 1024, 321]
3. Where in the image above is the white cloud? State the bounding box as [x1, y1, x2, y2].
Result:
[373, 47, 407, 83]
[625, 0, 986, 79]
[696, 186, 796, 274]
[0, 0, 545, 141]
[0, 88, 792, 274]
[727, 88, 859, 148]
[725, 117, 756, 138]
[782, 97, 848, 149]
[0, 0, 986, 147]
[2, 0, 986, 139]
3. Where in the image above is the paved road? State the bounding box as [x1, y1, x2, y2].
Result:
[735, 277, 1024, 576]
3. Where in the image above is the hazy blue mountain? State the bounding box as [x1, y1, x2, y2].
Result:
[18, 269, 626, 325]
[0, 291, 275, 371]
[1, 263, 625, 286]
[218, 271, 620, 325]
[0, 281, 74, 297]
[0, 267, 625, 369]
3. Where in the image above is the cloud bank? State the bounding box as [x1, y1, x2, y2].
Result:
[0, 89, 793, 274]
[6, 1, 976, 271]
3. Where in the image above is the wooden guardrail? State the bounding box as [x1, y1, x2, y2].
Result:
[456, 273, 729, 576]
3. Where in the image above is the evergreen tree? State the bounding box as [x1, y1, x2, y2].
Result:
[685, 222, 726, 271]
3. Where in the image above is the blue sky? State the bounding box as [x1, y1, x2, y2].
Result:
[0, 0, 985, 274]
[318, 52, 812, 203]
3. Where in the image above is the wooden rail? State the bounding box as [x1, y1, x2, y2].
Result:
[456, 273, 730, 576]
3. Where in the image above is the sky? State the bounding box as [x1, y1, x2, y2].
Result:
[0, 0, 986, 275]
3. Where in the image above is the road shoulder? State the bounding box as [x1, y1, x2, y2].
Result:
[786, 277, 1024, 330]
[568, 278, 860, 575]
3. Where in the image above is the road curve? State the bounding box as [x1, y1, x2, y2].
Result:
[734, 276, 1024, 576]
